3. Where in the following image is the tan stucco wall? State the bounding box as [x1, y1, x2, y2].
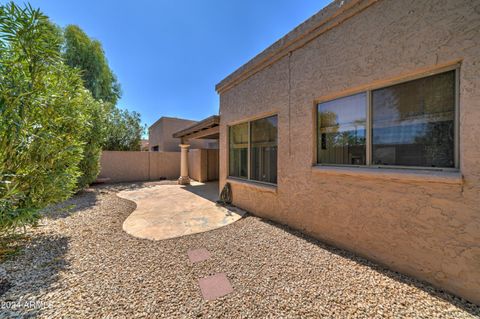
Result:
[218, 0, 480, 304]
[188, 149, 206, 182]
[148, 117, 216, 152]
[207, 149, 219, 181]
[99, 151, 180, 183]
[188, 149, 219, 183]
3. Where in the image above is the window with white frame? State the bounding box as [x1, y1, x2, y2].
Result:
[317, 69, 457, 169]
[229, 115, 278, 184]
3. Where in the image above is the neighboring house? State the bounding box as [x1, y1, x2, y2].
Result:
[209, 0, 479, 305]
[148, 117, 217, 152]
[140, 139, 149, 151]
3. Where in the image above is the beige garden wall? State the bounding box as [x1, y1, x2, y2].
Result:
[99, 151, 180, 183]
[188, 149, 219, 183]
[218, 0, 480, 304]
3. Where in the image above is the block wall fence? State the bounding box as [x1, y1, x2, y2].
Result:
[98, 151, 180, 183]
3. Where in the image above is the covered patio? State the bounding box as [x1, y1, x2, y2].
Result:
[115, 115, 225, 241]
[172, 115, 219, 185]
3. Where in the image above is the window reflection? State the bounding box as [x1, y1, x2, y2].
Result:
[250, 116, 277, 183]
[229, 123, 248, 178]
[229, 116, 278, 184]
[317, 93, 367, 165]
[372, 71, 455, 167]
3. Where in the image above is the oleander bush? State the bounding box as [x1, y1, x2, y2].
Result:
[0, 2, 144, 235]
[0, 3, 103, 233]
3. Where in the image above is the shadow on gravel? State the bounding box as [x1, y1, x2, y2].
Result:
[42, 190, 99, 220]
[94, 179, 177, 193]
[41, 180, 177, 221]
[1, 235, 69, 316]
[260, 219, 480, 317]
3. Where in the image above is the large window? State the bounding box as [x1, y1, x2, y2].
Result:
[229, 123, 248, 179]
[372, 71, 455, 167]
[317, 93, 366, 165]
[250, 116, 278, 183]
[317, 69, 457, 169]
[229, 115, 278, 184]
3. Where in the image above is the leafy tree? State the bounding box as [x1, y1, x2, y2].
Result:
[62, 25, 144, 151]
[103, 108, 145, 151]
[63, 25, 121, 105]
[0, 3, 103, 233]
[76, 92, 107, 189]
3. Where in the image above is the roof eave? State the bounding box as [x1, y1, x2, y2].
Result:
[215, 0, 379, 94]
[172, 115, 220, 138]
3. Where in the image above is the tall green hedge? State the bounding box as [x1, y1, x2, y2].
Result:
[0, 3, 104, 233]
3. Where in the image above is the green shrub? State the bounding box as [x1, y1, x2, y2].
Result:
[0, 3, 101, 233]
[0, 2, 144, 234]
[103, 107, 145, 151]
[63, 25, 121, 105]
[76, 94, 107, 189]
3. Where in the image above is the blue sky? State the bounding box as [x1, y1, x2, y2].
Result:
[11, 0, 330, 127]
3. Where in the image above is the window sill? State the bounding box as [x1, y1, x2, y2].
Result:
[312, 165, 463, 185]
[226, 177, 277, 193]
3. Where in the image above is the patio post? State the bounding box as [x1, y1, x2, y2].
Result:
[178, 144, 190, 185]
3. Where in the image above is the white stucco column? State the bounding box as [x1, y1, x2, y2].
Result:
[178, 144, 190, 185]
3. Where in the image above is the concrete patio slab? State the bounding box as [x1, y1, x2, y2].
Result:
[117, 181, 245, 240]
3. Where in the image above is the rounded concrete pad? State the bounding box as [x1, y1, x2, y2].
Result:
[117, 182, 245, 240]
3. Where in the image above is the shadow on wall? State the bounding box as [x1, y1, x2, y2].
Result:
[259, 217, 480, 316]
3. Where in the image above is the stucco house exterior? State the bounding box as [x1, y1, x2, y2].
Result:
[140, 139, 149, 151]
[210, 0, 480, 305]
[148, 116, 217, 152]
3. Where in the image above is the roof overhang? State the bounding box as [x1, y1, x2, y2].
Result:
[215, 0, 379, 94]
[173, 115, 220, 140]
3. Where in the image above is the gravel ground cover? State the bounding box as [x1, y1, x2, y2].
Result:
[0, 182, 479, 318]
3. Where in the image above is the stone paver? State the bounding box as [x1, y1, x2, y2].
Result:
[187, 248, 211, 263]
[198, 273, 234, 301]
[117, 182, 245, 240]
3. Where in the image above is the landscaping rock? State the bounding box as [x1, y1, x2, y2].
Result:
[0, 181, 478, 318]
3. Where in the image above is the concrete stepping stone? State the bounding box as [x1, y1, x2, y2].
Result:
[198, 273, 233, 301]
[187, 248, 211, 263]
